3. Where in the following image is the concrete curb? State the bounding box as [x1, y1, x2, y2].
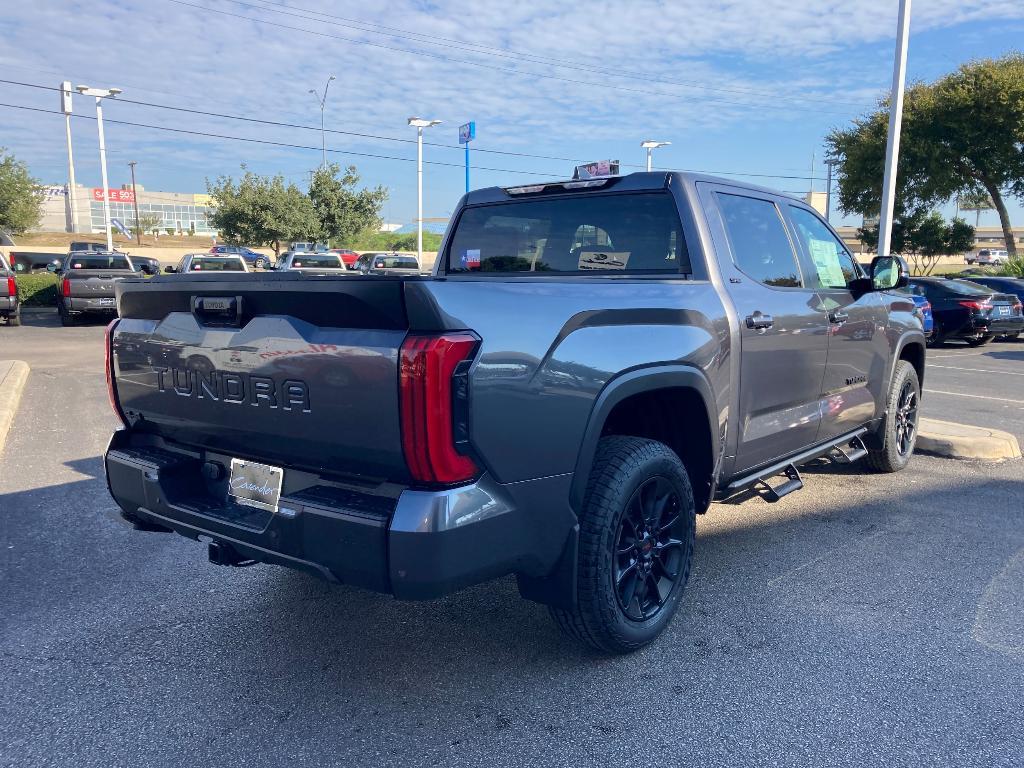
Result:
[0, 360, 30, 454]
[917, 418, 1022, 461]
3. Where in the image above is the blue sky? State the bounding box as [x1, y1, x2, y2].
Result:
[1, 0, 1022, 229]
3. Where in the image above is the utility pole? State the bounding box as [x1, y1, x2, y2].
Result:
[824, 158, 840, 222]
[877, 0, 912, 258]
[128, 161, 142, 245]
[60, 81, 79, 234]
[309, 75, 336, 169]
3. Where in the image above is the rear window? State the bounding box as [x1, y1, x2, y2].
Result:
[189, 256, 245, 271]
[291, 254, 343, 269]
[946, 279, 997, 296]
[69, 255, 132, 270]
[445, 192, 689, 274]
[373, 256, 419, 269]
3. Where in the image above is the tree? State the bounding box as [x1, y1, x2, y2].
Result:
[206, 169, 318, 256]
[0, 148, 43, 234]
[308, 163, 388, 246]
[133, 212, 163, 236]
[828, 53, 1024, 256]
[858, 210, 974, 275]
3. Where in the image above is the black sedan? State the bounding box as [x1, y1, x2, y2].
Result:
[128, 254, 161, 275]
[909, 277, 1023, 346]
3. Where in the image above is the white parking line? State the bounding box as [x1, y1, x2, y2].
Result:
[927, 352, 995, 359]
[928, 364, 1024, 377]
[925, 389, 1024, 405]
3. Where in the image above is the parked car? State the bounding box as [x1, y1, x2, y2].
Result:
[164, 253, 250, 273]
[950, 276, 1024, 339]
[69, 241, 108, 252]
[329, 248, 359, 269]
[288, 242, 329, 254]
[104, 171, 926, 654]
[209, 244, 273, 270]
[896, 284, 933, 339]
[1, 252, 20, 326]
[966, 248, 1009, 266]
[50, 251, 137, 326]
[127, 254, 161, 276]
[909, 277, 1024, 345]
[7, 251, 64, 272]
[354, 252, 420, 275]
[275, 252, 347, 271]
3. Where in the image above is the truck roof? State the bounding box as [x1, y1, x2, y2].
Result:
[465, 171, 795, 206]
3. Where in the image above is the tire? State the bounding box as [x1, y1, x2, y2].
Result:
[866, 360, 921, 473]
[59, 306, 75, 327]
[966, 335, 993, 347]
[8, 307, 21, 327]
[1004, 333, 1021, 341]
[550, 436, 696, 654]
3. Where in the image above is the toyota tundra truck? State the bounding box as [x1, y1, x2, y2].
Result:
[103, 172, 925, 653]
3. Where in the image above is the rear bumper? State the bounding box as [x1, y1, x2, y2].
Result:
[0, 296, 16, 314]
[65, 297, 118, 313]
[944, 315, 1024, 339]
[104, 431, 576, 601]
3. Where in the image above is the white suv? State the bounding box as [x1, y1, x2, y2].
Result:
[968, 248, 1008, 266]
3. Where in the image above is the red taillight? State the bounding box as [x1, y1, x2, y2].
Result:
[399, 332, 479, 484]
[61, 277, 71, 298]
[4, 277, 14, 297]
[957, 300, 991, 311]
[105, 319, 128, 428]
[1013, 302, 1023, 314]
[921, 301, 931, 312]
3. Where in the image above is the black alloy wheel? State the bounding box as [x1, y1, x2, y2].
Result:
[893, 381, 919, 458]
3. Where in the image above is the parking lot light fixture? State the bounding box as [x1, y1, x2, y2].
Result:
[408, 118, 442, 263]
[641, 140, 671, 172]
[310, 75, 336, 170]
[76, 85, 122, 251]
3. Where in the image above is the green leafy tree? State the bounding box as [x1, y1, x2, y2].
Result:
[828, 53, 1024, 256]
[858, 211, 974, 275]
[308, 163, 388, 246]
[206, 168, 318, 256]
[0, 148, 43, 234]
[133, 212, 163, 236]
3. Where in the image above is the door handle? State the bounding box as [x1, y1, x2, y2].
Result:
[745, 312, 774, 330]
[828, 310, 849, 324]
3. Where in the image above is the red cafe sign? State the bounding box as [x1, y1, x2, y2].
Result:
[92, 188, 136, 203]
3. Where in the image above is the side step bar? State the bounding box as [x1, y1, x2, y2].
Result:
[719, 427, 869, 503]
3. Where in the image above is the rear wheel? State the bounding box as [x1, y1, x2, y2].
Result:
[550, 436, 696, 654]
[866, 361, 920, 473]
[59, 306, 75, 327]
[966, 335, 993, 347]
[8, 307, 21, 327]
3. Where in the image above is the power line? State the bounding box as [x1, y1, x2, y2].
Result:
[239, 0, 874, 110]
[162, 0, 861, 118]
[0, 78, 822, 181]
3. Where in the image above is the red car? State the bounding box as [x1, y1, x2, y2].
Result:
[329, 249, 359, 270]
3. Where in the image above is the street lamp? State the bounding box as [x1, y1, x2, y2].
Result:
[309, 75, 336, 169]
[824, 158, 840, 222]
[641, 140, 670, 172]
[408, 117, 442, 264]
[77, 85, 122, 251]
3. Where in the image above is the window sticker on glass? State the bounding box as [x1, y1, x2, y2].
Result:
[808, 239, 846, 288]
[461, 249, 481, 268]
[578, 251, 631, 270]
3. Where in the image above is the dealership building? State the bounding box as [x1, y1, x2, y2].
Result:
[38, 183, 216, 236]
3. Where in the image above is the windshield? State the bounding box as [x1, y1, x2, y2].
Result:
[290, 254, 343, 269]
[373, 256, 418, 269]
[189, 256, 245, 271]
[68, 254, 133, 270]
[446, 191, 689, 274]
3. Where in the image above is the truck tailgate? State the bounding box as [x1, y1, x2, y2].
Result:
[66, 270, 134, 297]
[112, 273, 413, 481]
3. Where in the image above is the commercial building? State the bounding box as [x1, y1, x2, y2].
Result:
[38, 184, 216, 236]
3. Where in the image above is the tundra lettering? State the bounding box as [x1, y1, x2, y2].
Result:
[106, 172, 925, 654]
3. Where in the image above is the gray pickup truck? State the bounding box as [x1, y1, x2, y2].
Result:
[104, 172, 925, 653]
[51, 251, 137, 326]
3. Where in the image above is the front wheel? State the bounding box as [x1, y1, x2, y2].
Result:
[550, 436, 696, 654]
[866, 360, 920, 473]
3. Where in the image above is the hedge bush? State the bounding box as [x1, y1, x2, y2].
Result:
[16, 273, 59, 307]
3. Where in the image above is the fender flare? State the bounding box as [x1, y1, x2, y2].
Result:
[568, 364, 719, 513]
[890, 331, 927, 391]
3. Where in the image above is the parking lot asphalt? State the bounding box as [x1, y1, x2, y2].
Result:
[2, 314, 1022, 768]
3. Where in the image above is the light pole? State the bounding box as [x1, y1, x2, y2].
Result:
[824, 158, 840, 222]
[877, 0, 912, 258]
[60, 81, 79, 234]
[77, 85, 122, 251]
[309, 75, 336, 169]
[128, 161, 142, 245]
[408, 117, 442, 264]
[641, 140, 670, 172]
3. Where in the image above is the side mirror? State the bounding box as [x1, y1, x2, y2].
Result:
[46, 262, 59, 273]
[163, 266, 176, 274]
[870, 255, 909, 291]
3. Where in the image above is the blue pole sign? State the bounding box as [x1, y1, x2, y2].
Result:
[459, 121, 475, 194]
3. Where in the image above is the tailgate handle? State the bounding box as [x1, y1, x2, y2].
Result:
[192, 295, 244, 326]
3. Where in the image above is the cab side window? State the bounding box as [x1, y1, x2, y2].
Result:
[716, 193, 803, 288]
[788, 206, 860, 289]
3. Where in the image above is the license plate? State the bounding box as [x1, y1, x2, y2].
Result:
[228, 458, 284, 512]
[96, 297, 115, 307]
[998, 306, 1010, 316]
